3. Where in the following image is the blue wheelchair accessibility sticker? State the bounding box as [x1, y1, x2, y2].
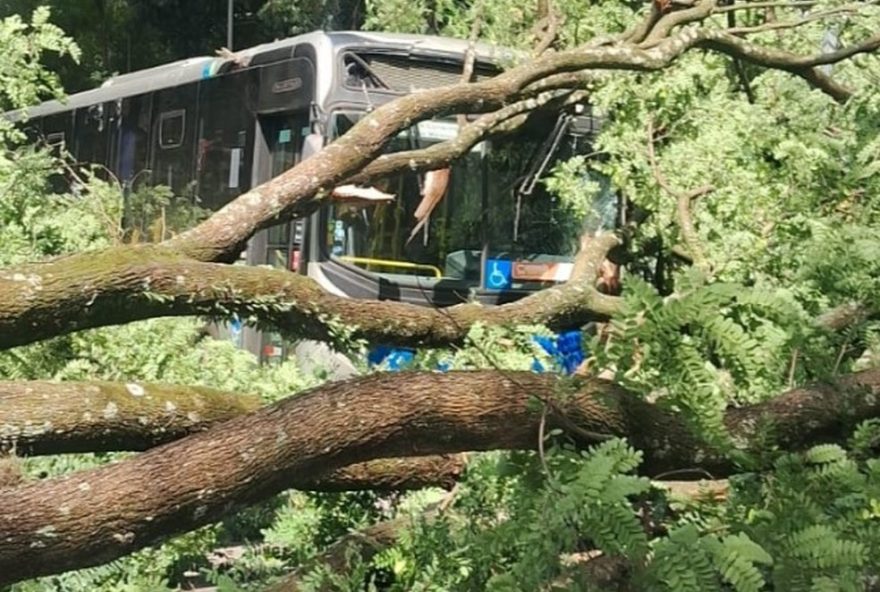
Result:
[485, 259, 512, 290]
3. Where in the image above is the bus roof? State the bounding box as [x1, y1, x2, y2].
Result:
[5, 31, 514, 123]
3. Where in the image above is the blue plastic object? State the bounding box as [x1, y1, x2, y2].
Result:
[369, 329, 585, 375]
[368, 345, 415, 371]
[531, 330, 585, 374]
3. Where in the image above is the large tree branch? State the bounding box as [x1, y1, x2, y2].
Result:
[0, 237, 622, 350]
[697, 29, 880, 102]
[0, 381, 261, 455]
[1, 368, 879, 584]
[0, 379, 466, 489]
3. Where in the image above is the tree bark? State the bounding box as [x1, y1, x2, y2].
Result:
[0, 379, 465, 492]
[304, 455, 465, 492]
[1, 369, 878, 585]
[0, 381, 261, 455]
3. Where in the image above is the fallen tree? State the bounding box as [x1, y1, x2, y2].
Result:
[0, 0, 878, 587]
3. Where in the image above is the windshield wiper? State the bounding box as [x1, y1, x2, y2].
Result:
[517, 113, 571, 197]
[513, 114, 571, 241]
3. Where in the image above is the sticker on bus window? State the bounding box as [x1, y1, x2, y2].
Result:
[404, 120, 459, 142]
[278, 129, 292, 144]
[484, 259, 512, 290]
[512, 261, 573, 282]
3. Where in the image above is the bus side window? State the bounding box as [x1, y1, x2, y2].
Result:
[151, 83, 196, 195]
[74, 105, 108, 170]
[117, 95, 151, 184]
[158, 110, 185, 149]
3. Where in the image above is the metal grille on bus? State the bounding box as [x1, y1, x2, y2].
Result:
[367, 56, 495, 91]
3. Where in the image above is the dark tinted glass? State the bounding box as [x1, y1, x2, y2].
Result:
[256, 58, 314, 114]
[196, 70, 254, 211]
[74, 104, 108, 167]
[116, 94, 152, 184]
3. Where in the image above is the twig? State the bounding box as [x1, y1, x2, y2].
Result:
[726, 2, 876, 36]
[437, 459, 467, 512]
[715, 0, 817, 13]
[832, 325, 863, 376]
[645, 118, 713, 274]
[538, 403, 552, 477]
[699, 29, 880, 102]
[532, 0, 562, 57]
[460, 2, 484, 86]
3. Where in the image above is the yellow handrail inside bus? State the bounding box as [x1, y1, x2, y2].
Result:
[338, 256, 443, 279]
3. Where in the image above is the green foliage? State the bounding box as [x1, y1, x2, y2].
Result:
[0, 7, 78, 122]
[591, 273, 809, 449]
[288, 440, 880, 592]
[719, 440, 880, 591]
[364, 442, 654, 591]
[797, 222, 880, 313]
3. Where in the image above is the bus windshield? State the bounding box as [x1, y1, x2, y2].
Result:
[325, 111, 612, 290]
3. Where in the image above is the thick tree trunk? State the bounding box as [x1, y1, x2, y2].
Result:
[1, 369, 878, 585]
[0, 381, 465, 491]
